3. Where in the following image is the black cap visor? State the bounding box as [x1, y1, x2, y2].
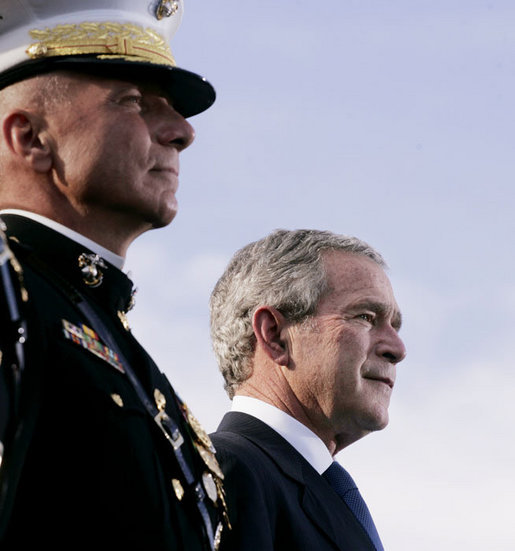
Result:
[0, 55, 215, 118]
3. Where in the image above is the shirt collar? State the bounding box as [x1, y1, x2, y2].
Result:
[0, 209, 125, 270]
[231, 395, 333, 474]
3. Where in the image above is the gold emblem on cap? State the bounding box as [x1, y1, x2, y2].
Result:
[26, 22, 176, 67]
[171, 478, 185, 501]
[110, 393, 124, 407]
[156, 0, 179, 20]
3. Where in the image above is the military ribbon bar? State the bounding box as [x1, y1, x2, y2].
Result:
[62, 319, 125, 373]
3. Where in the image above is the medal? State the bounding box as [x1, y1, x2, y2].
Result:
[214, 523, 223, 551]
[196, 444, 224, 480]
[185, 405, 216, 452]
[215, 476, 232, 530]
[202, 471, 218, 504]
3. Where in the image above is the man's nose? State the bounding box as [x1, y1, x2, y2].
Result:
[377, 327, 407, 364]
[153, 103, 195, 151]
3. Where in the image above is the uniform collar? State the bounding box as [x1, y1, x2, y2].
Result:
[1, 213, 135, 318]
[0, 209, 125, 270]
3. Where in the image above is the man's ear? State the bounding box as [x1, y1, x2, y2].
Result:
[252, 306, 290, 366]
[2, 111, 52, 172]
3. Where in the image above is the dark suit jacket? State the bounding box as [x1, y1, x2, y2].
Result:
[0, 215, 221, 550]
[211, 412, 376, 551]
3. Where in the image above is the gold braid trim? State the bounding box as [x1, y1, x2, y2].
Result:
[26, 22, 176, 67]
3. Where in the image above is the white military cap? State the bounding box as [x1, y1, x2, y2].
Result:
[0, 0, 215, 117]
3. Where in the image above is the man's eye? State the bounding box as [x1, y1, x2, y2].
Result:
[121, 95, 143, 106]
[357, 313, 374, 323]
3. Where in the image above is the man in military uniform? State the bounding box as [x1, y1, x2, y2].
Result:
[0, 1, 227, 549]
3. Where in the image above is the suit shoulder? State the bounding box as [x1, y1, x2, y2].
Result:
[210, 431, 283, 549]
[212, 430, 283, 486]
[212, 430, 266, 468]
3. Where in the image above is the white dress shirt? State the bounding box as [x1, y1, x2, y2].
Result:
[0, 209, 125, 269]
[231, 395, 333, 475]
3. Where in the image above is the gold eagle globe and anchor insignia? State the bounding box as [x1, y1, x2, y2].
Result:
[155, 0, 179, 20]
[78, 253, 106, 287]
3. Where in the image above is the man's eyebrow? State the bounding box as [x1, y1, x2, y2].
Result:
[391, 310, 403, 331]
[349, 300, 403, 330]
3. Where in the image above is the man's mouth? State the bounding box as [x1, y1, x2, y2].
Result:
[151, 166, 177, 175]
[364, 375, 394, 389]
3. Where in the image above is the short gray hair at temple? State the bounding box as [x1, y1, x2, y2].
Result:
[209, 229, 386, 399]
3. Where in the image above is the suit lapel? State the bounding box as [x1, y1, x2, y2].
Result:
[217, 412, 374, 550]
[300, 459, 375, 549]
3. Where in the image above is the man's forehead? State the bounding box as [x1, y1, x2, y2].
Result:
[47, 69, 172, 100]
[49, 68, 157, 88]
[322, 251, 387, 285]
[321, 252, 401, 313]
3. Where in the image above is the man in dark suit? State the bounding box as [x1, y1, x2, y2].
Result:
[209, 229, 407, 550]
[0, 2, 228, 549]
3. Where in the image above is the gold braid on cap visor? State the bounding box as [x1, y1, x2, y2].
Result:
[25, 22, 176, 67]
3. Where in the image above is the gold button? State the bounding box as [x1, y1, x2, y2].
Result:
[172, 478, 185, 501]
[154, 388, 166, 412]
[110, 393, 124, 407]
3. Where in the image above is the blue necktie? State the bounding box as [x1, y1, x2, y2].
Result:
[322, 462, 384, 551]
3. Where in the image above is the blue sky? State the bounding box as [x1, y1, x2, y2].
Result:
[125, 2, 515, 549]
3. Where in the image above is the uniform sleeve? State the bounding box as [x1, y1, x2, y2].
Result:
[0, 230, 27, 460]
[0, 230, 32, 538]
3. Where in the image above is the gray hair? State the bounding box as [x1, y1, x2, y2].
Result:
[209, 229, 386, 398]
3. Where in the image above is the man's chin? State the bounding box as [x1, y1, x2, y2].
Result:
[355, 408, 390, 436]
[147, 205, 178, 229]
